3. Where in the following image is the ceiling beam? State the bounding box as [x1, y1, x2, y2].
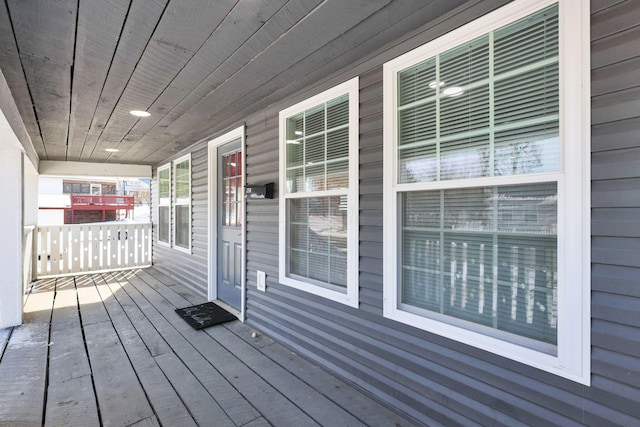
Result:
[39, 160, 151, 178]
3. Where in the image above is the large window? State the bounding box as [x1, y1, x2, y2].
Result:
[383, 0, 589, 384]
[279, 78, 359, 307]
[173, 154, 191, 251]
[158, 164, 171, 246]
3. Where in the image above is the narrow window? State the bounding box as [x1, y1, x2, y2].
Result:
[173, 154, 191, 251]
[158, 163, 171, 246]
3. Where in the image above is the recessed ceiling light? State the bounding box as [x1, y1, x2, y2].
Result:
[428, 81, 445, 89]
[129, 110, 151, 117]
[105, 148, 119, 152]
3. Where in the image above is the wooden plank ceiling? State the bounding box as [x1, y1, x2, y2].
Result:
[0, 0, 465, 166]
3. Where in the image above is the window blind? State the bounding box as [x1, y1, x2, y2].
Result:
[397, 6, 559, 184]
[396, 5, 559, 347]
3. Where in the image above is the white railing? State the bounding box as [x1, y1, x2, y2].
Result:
[35, 223, 152, 278]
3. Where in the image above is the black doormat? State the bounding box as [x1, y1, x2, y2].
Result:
[175, 302, 237, 330]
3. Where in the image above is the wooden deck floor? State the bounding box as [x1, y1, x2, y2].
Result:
[0, 268, 417, 427]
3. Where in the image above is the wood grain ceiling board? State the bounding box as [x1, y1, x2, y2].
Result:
[0, 1, 46, 157]
[109, 0, 290, 163]
[121, 0, 325, 164]
[19, 55, 70, 159]
[0, 0, 476, 166]
[78, 0, 169, 161]
[119, 0, 319, 163]
[176, 0, 479, 153]
[126, 0, 392, 163]
[88, 0, 238, 162]
[65, 0, 131, 160]
[7, 0, 76, 159]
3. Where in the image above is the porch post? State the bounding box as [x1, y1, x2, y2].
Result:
[0, 147, 23, 328]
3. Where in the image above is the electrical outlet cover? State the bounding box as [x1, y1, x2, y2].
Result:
[257, 270, 266, 292]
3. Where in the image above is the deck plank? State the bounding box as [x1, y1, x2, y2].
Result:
[144, 269, 417, 426]
[130, 271, 322, 426]
[81, 276, 155, 426]
[227, 321, 415, 427]
[82, 320, 155, 426]
[75, 275, 110, 325]
[47, 277, 91, 384]
[97, 273, 197, 427]
[45, 375, 99, 426]
[118, 272, 262, 426]
[0, 268, 418, 426]
[153, 351, 235, 426]
[0, 287, 53, 425]
[207, 324, 367, 426]
[135, 269, 200, 305]
[103, 273, 171, 357]
[44, 276, 99, 426]
[142, 271, 407, 425]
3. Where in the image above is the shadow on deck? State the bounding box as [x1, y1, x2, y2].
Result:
[0, 268, 417, 426]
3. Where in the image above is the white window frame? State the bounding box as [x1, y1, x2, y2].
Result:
[382, 0, 590, 384]
[157, 163, 171, 247]
[279, 77, 359, 308]
[173, 153, 192, 253]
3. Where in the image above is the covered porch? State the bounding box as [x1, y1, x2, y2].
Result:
[0, 267, 414, 426]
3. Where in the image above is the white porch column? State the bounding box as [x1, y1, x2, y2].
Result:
[0, 147, 23, 328]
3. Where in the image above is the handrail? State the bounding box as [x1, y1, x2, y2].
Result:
[34, 223, 152, 278]
[70, 194, 135, 209]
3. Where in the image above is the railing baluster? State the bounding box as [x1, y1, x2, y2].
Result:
[461, 242, 468, 310]
[37, 228, 46, 276]
[49, 227, 61, 276]
[548, 249, 557, 329]
[100, 226, 108, 270]
[492, 244, 498, 325]
[478, 244, 485, 314]
[108, 225, 118, 269]
[143, 225, 149, 265]
[70, 226, 81, 273]
[450, 242, 456, 307]
[525, 247, 536, 324]
[510, 246, 519, 321]
[136, 225, 142, 265]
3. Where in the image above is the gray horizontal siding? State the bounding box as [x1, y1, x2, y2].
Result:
[591, 0, 640, 321]
[148, 0, 640, 425]
[240, 1, 640, 425]
[152, 145, 208, 297]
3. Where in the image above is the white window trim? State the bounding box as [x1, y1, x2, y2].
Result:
[173, 153, 192, 253]
[157, 163, 171, 247]
[382, 0, 590, 385]
[279, 77, 359, 308]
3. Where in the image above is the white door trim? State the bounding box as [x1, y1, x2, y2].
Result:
[207, 125, 246, 321]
